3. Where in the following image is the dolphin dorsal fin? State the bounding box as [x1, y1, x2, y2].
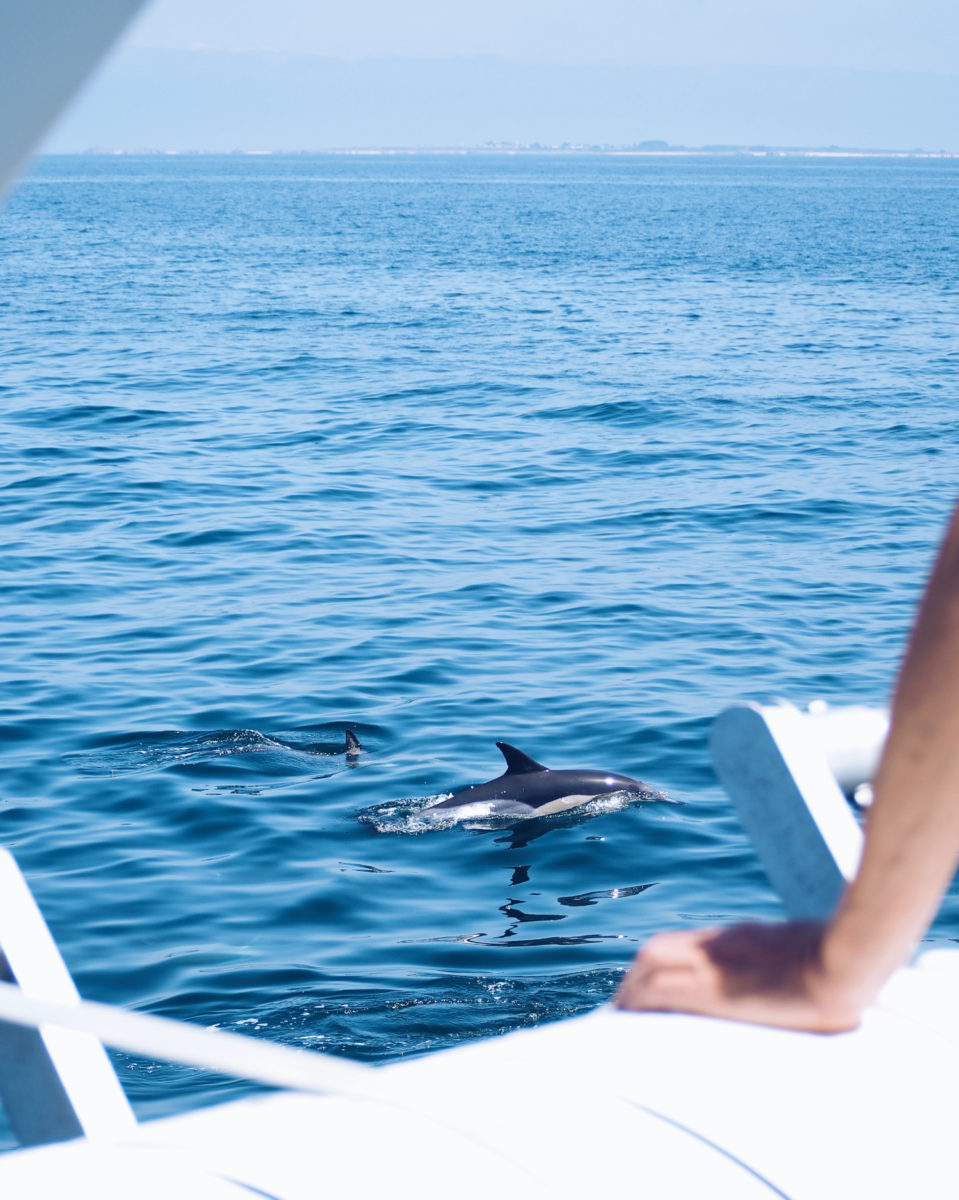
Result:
[344, 729, 362, 756]
[496, 742, 548, 775]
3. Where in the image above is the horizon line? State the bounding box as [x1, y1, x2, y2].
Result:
[45, 144, 958, 159]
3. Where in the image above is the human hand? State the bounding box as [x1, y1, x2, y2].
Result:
[613, 921, 860, 1033]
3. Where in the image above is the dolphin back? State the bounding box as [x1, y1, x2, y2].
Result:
[425, 742, 650, 815]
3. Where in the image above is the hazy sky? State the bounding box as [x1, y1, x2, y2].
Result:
[124, 0, 959, 73]
[41, 0, 959, 151]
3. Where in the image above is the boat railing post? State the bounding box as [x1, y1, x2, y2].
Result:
[709, 701, 876, 921]
[0, 849, 137, 1146]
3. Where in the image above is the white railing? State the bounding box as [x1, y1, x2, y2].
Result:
[711, 701, 887, 920]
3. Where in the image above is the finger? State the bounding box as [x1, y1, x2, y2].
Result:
[614, 933, 721, 1011]
[640, 928, 721, 964]
[615, 962, 704, 1011]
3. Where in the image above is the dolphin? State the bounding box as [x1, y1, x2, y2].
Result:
[425, 742, 649, 817]
[295, 729, 362, 759]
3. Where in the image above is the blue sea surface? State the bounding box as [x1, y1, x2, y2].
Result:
[1, 152, 958, 1133]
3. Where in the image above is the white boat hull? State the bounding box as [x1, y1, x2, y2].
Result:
[3, 951, 958, 1199]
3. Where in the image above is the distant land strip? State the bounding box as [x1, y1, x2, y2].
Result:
[69, 143, 959, 158]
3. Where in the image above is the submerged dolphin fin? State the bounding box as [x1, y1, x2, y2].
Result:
[496, 742, 548, 775]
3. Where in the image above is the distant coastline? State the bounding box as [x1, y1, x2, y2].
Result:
[64, 143, 959, 159]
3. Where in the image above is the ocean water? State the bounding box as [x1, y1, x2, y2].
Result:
[1, 152, 958, 1133]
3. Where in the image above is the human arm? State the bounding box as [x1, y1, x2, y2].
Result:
[614, 498, 959, 1031]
